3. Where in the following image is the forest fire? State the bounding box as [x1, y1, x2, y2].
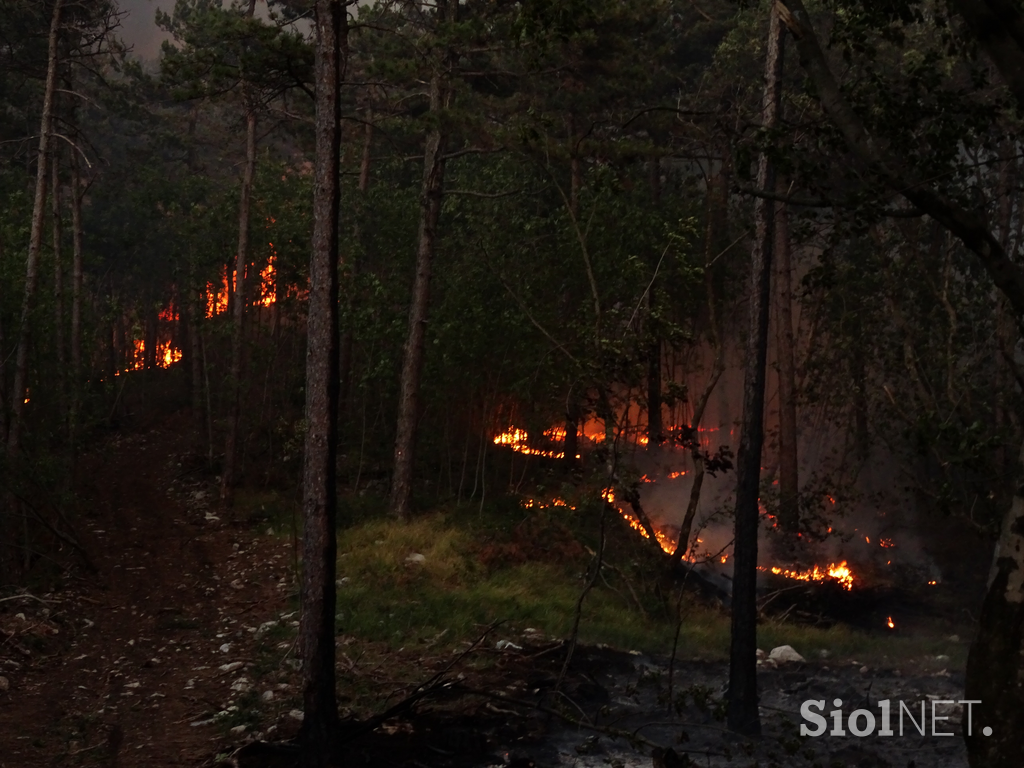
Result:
[760, 561, 855, 591]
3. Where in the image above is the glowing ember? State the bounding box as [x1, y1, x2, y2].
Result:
[760, 561, 855, 591]
[667, 471, 686, 479]
[887, 616, 895, 629]
[879, 538, 894, 548]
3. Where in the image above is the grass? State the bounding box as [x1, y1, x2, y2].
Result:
[244, 490, 967, 669]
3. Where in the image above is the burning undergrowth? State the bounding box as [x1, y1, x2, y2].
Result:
[491, 413, 947, 633]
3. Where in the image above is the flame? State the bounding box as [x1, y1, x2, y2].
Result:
[879, 537, 894, 548]
[492, 426, 580, 459]
[761, 561, 855, 591]
[887, 616, 895, 629]
[258, 256, 276, 307]
[928, 580, 937, 585]
[206, 267, 230, 318]
[667, 471, 686, 479]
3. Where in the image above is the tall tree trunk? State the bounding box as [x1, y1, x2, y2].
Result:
[339, 117, 372, 422]
[52, 152, 67, 426]
[221, 105, 258, 502]
[727, 1, 784, 737]
[562, 115, 583, 470]
[389, 3, 456, 520]
[647, 159, 662, 447]
[300, 1, 343, 764]
[774, 188, 798, 531]
[69, 123, 84, 459]
[8, 0, 62, 453]
[964, 441, 1024, 768]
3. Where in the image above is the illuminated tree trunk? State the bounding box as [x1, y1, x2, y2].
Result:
[8, 0, 62, 453]
[774, 190, 798, 531]
[300, 1, 343, 764]
[964, 440, 1024, 768]
[727, 0, 783, 737]
[220, 104, 257, 502]
[390, 2, 456, 520]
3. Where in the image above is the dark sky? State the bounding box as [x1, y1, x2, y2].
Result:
[118, 0, 172, 61]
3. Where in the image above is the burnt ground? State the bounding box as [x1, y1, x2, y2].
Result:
[0, 419, 972, 768]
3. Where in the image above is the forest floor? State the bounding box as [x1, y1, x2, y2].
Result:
[0, 418, 974, 768]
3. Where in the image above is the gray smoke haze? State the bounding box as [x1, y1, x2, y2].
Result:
[117, 0, 172, 61]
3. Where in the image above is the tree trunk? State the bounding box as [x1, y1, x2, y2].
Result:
[562, 116, 584, 470]
[299, 1, 344, 764]
[389, 3, 456, 520]
[964, 441, 1024, 768]
[727, 1, 784, 736]
[774, 188, 798, 531]
[340, 117, 373, 422]
[647, 159, 662, 447]
[52, 151, 67, 425]
[8, 0, 62, 453]
[69, 123, 84, 458]
[221, 105, 258, 502]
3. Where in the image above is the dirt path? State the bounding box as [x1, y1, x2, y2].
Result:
[0, 424, 302, 767]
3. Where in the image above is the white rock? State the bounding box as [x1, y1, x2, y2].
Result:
[405, 553, 426, 565]
[230, 677, 251, 693]
[0, 676, 9, 691]
[768, 645, 805, 664]
[755, 649, 766, 660]
[288, 709, 305, 721]
[219, 643, 231, 653]
[495, 640, 522, 651]
[262, 690, 274, 702]
[219, 662, 244, 673]
[230, 725, 247, 735]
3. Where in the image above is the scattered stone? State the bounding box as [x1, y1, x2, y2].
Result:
[219, 662, 243, 673]
[860, 666, 870, 675]
[288, 709, 304, 721]
[768, 645, 805, 664]
[496, 640, 523, 651]
[817, 649, 831, 659]
[755, 649, 766, 660]
[405, 553, 426, 565]
[229, 579, 244, 590]
[948, 634, 960, 643]
[230, 725, 247, 735]
[219, 643, 231, 653]
[262, 690, 274, 702]
[0, 676, 9, 691]
[230, 677, 251, 693]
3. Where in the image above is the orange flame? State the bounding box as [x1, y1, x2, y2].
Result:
[761, 561, 855, 591]
[887, 616, 895, 629]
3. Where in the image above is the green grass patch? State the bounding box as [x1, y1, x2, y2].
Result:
[327, 495, 967, 668]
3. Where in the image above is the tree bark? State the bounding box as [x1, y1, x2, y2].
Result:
[774, 189, 798, 531]
[340, 117, 373, 422]
[389, 2, 456, 520]
[727, 0, 784, 737]
[220, 104, 258, 502]
[299, 1, 344, 765]
[69, 121, 84, 458]
[8, 0, 62, 453]
[52, 151, 67, 425]
[647, 159, 662, 447]
[964, 442, 1024, 768]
